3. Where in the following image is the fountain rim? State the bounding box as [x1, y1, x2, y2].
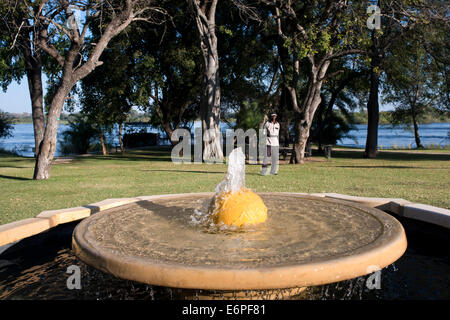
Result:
[72, 192, 407, 290]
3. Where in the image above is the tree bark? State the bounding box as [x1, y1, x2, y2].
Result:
[22, 27, 45, 157]
[411, 104, 423, 149]
[162, 121, 177, 146]
[364, 32, 382, 159]
[118, 122, 125, 154]
[290, 89, 323, 164]
[26, 61, 45, 157]
[364, 66, 380, 158]
[192, 0, 223, 161]
[288, 61, 329, 164]
[200, 58, 222, 160]
[33, 85, 71, 180]
[100, 129, 107, 155]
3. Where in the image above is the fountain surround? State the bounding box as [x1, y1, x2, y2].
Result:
[72, 192, 407, 295]
[72, 148, 407, 298]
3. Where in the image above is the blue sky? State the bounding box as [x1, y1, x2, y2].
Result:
[0, 80, 39, 113]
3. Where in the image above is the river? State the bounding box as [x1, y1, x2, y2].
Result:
[1, 122, 449, 157]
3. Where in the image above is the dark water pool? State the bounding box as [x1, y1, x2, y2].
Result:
[0, 217, 448, 300]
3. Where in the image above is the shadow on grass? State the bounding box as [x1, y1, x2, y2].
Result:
[0, 174, 32, 181]
[0, 156, 34, 169]
[143, 169, 225, 174]
[332, 150, 450, 162]
[0, 165, 31, 169]
[80, 148, 450, 164]
[333, 165, 447, 170]
[73, 150, 173, 163]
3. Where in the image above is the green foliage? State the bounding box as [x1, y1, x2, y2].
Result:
[351, 111, 390, 125]
[234, 101, 264, 132]
[0, 2, 27, 92]
[0, 109, 13, 139]
[383, 24, 448, 131]
[125, 2, 202, 137]
[218, 5, 278, 123]
[310, 109, 355, 147]
[59, 114, 97, 155]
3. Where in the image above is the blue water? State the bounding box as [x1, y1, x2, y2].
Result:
[1, 122, 449, 157]
[0, 124, 70, 157]
[339, 123, 450, 149]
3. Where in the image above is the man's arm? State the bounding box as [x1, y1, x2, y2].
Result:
[262, 121, 268, 136]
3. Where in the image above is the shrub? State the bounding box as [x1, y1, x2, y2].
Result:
[59, 115, 97, 155]
[0, 110, 13, 139]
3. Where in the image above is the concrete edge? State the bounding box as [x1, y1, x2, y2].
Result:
[0, 218, 51, 247]
[318, 193, 413, 216]
[0, 197, 139, 247]
[0, 192, 448, 248]
[403, 203, 450, 229]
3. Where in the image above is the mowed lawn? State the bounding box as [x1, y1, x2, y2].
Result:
[0, 147, 449, 225]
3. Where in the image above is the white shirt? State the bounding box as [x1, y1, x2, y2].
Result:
[264, 121, 280, 147]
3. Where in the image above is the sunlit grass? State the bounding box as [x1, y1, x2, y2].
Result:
[0, 147, 449, 225]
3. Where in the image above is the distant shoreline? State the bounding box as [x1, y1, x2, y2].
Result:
[12, 120, 69, 125]
[9, 119, 450, 125]
[6, 109, 450, 126]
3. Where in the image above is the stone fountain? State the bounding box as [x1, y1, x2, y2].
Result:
[72, 149, 407, 299]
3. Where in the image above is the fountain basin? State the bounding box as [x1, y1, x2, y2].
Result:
[72, 193, 407, 291]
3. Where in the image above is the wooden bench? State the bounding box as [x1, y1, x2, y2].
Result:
[279, 147, 292, 160]
[279, 143, 313, 160]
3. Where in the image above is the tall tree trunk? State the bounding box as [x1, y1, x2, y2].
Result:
[364, 67, 380, 158]
[291, 91, 323, 164]
[411, 104, 423, 149]
[26, 63, 45, 157]
[277, 87, 290, 147]
[22, 29, 45, 158]
[316, 95, 329, 153]
[200, 58, 222, 160]
[289, 61, 328, 164]
[192, 0, 223, 161]
[162, 121, 177, 146]
[118, 122, 125, 154]
[33, 85, 71, 180]
[365, 34, 382, 158]
[100, 129, 107, 155]
[291, 116, 310, 164]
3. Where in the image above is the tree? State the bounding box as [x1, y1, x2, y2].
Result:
[19, 0, 167, 179]
[363, 0, 448, 157]
[80, 33, 136, 155]
[257, 0, 369, 163]
[0, 1, 45, 156]
[131, 1, 202, 144]
[189, 0, 223, 161]
[218, 4, 279, 132]
[0, 109, 13, 139]
[311, 62, 368, 151]
[384, 28, 449, 148]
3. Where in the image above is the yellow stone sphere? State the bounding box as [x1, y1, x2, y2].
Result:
[210, 189, 268, 227]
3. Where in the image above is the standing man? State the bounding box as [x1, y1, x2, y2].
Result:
[260, 113, 280, 175]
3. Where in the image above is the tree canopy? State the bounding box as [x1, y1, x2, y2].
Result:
[1, 0, 448, 179]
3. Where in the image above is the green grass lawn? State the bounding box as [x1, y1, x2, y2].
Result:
[1, 147, 449, 225]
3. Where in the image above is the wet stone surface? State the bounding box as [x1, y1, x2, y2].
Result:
[79, 194, 384, 268]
